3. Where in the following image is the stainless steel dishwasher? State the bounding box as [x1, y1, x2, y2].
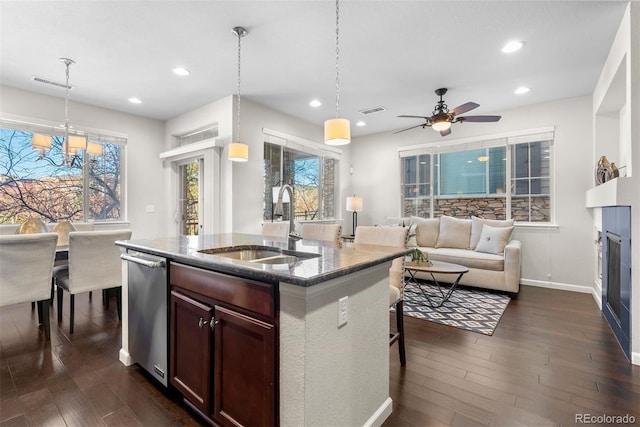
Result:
[121, 250, 168, 387]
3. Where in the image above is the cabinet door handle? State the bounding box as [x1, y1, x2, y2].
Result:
[210, 317, 219, 331]
[198, 317, 208, 329]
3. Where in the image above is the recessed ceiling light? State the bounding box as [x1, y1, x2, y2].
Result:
[172, 67, 190, 76]
[309, 99, 322, 107]
[502, 40, 524, 53]
[128, 97, 142, 104]
[356, 121, 366, 127]
[514, 86, 531, 95]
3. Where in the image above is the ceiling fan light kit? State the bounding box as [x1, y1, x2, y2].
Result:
[396, 87, 501, 137]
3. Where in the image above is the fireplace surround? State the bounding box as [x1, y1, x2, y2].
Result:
[602, 206, 631, 361]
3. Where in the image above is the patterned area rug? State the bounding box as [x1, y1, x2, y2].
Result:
[401, 282, 510, 335]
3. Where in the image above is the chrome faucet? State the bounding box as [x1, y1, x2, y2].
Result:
[274, 184, 302, 243]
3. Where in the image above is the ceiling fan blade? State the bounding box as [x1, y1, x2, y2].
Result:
[393, 123, 427, 134]
[398, 115, 430, 119]
[439, 127, 452, 137]
[458, 115, 501, 123]
[450, 102, 479, 116]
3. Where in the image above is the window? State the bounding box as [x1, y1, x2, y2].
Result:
[0, 126, 125, 224]
[400, 130, 553, 222]
[263, 131, 340, 222]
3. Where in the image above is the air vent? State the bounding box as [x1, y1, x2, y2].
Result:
[31, 76, 72, 89]
[358, 106, 386, 115]
[177, 125, 219, 145]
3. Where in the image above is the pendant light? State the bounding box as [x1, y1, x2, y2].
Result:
[324, 0, 350, 146]
[229, 26, 249, 162]
[32, 58, 102, 166]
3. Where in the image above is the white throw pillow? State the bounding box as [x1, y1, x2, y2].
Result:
[470, 216, 514, 250]
[474, 224, 514, 255]
[435, 216, 472, 249]
[412, 217, 440, 247]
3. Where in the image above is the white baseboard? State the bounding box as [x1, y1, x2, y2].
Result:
[119, 348, 133, 366]
[632, 351, 640, 366]
[363, 397, 393, 427]
[521, 278, 593, 294]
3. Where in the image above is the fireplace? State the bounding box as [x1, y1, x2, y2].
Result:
[602, 207, 631, 361]
[606, 232, 622, 321]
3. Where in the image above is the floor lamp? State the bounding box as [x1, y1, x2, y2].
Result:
[346, 196, 363, 236]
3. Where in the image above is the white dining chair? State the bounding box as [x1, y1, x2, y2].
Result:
[53, 229, 132, 334]
[262, 222, 290, 239]
[300, 223, 342, 242]
[354, 226, 409, 366]
[0, 233, 58, 340]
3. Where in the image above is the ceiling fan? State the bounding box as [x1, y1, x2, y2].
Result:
[395, 88, 501, 136]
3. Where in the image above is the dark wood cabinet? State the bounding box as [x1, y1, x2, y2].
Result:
[169, 263, 277, 427]
[169, 290, 213, 414]
[213, 305, 275, 427]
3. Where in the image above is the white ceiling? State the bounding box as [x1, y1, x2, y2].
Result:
[0, 1, 628, 137]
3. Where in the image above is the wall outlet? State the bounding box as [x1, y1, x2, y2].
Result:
[338, 296, 348, 328]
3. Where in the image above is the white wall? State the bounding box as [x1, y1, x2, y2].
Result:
[351, 96, 595, 292]
[165, 96, 352, 235]
[591, 2, 640, 364]
[0, 85, 167, 240]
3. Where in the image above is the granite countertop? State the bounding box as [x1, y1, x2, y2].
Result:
[116, 233, 411, 287]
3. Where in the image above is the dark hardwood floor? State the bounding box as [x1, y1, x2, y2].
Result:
[1, 286, 638, 426]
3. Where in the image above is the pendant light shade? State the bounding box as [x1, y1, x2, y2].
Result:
[324, 118, 351, 146]
[229, 142, 249, 162]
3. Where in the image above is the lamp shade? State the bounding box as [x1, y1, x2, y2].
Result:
[68, 134, 87, 150]
[346, 196, 363, 212]
[272, 186, 290, 203]
[229, 142, 249, 162]
[324, 118, 351, 146]
[431, 119, 451, 132]
[32, 133, 52, 150]
[86, 142, 103, 156]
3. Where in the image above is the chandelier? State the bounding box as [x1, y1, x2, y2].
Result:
[32, 58, 102, 167]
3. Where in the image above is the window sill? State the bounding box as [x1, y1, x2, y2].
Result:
[514, 222, 559, 230]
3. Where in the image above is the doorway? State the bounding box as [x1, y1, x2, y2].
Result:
[179, 159, 202, 236]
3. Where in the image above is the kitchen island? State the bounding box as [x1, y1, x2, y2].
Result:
[116, 233, 410, 427]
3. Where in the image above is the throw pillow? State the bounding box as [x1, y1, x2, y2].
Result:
[474, 224, 514, 255]
[412, 216, 440, 247]
[435, 216, 472, 249]
[469, 216, 514, 250]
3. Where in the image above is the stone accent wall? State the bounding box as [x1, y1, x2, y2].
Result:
[404, 195, 550, 222]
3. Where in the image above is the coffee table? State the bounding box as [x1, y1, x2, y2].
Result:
[404, 260, 469, 308]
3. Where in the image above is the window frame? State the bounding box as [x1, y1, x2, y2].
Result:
[263, 129, 341, 222]
[0, 117, 127, 224]
[399, 128, 554, 223]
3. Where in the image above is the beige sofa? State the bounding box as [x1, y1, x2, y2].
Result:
[399, 215, 521, 294]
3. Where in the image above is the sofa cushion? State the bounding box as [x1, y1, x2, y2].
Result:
[411, 216, 439, 247]
[470, 216, 514, 250]
[423, 247, 505, 271]
[435, 216, 471, 249]
[475, 225, 514, 255]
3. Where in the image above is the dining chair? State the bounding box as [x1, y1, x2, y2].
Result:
[262, 222, 290, 239]
[300, 223, 342, 242]
[53, 229, 132, 334]
[354, 226, 409, 366]
[0, 233, 58, 340]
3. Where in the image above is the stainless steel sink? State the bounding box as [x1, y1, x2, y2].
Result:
[198, 245, 319, 265]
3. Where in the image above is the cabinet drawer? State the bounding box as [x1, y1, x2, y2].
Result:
[170, 262, 275, 319]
